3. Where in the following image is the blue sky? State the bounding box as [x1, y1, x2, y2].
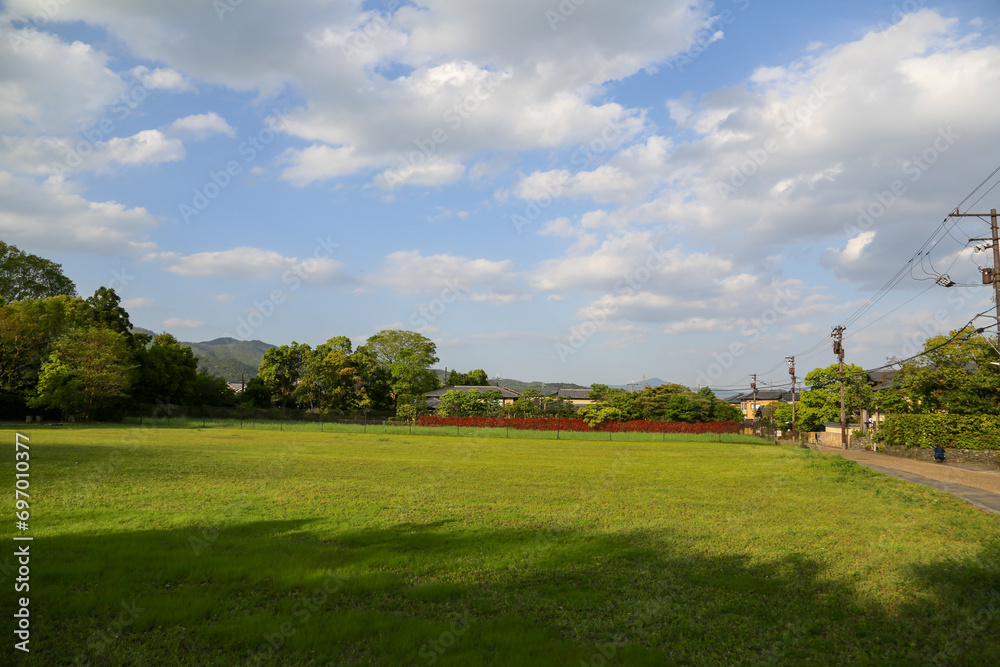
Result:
[3, 0, 1000, 389]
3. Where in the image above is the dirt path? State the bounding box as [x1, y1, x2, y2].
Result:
[809, 444, 1000, 515]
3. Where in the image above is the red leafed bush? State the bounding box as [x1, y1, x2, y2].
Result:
[416, 416, 740, 434]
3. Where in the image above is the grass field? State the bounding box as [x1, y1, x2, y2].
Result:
[3, 426, 999, 665]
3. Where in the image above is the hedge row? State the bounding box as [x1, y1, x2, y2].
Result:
[417, 416, 741, 433]
[881, 414, 1000, 450]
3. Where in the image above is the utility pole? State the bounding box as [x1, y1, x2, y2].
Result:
[786, 356, 796, 440]
[750, 373, 758, 437]
[955, 208, 1000, 327]
[832, 326, 846, 449]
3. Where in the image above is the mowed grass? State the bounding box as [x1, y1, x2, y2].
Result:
[2, 426, 998, 666]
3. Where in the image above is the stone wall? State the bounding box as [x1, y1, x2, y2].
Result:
[875, 443, 1000, 467]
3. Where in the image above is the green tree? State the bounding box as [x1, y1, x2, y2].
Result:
[30, 327, 136, 419]
[436, 388, 503, 417]
[892, 327, 1000, 415]
[85, 287, 133, 343]
[258, 342, 311, 411]
[0, 241, 76, 303]
[355, 330, 439, 408]
[446, 368, 489, 386]
[132, 333, 199, 405]
[240, 376, 272, 409]
[297, 337, 370, 414]
[0, 304, 45, 394]
[802, 363, 873, 427]
[189, 372, 238, 407]
[580, 384, 635, 425]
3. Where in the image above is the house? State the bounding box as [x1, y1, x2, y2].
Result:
[546, 388, 593, 408]
[726, 389, 800, 420]
[424, 385, 522, 410]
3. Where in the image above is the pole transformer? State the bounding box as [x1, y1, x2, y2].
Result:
[786, 356, 796, 440]
[832, 326, 846, 449]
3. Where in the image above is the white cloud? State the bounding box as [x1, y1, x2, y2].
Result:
[130, 66, 195, 92]
[28, 0, 707, 187]
[372, 250, 512, 296]
[0, 24, 126, 136]
[0, 172, 160, 254]
[102, 129, 185, 165]
[169, 113, 235, 138]
[166, 247, 348, 284]
[212, 293, 236, 303]
[121, 298, 154, 309]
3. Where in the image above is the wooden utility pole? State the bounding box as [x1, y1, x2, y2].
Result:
[832, 326, 847, 449]
[954, 208, 1000, 326]
[750, 373, 758, 437]
[786, 356, 796, 440]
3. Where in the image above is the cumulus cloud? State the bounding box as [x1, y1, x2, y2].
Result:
[372, 249, 513, 296]
[130, 66, 195, 92]
[166, 247, 348, 284]
[23, 0, 707, 188]
[169, 113, 235, 138]
[0, 172, 160, 254]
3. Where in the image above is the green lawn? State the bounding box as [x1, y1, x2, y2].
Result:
[3, 426, 998, 665]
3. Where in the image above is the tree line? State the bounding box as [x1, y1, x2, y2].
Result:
[771, 327, 1000, 433]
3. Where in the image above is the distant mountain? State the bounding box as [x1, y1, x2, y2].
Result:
[609, 377, 668, 391]
[181, 337, 275, 382]
[429, 372, 587, 393]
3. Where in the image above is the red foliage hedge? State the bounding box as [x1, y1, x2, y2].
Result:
[417, 416, 740, 433]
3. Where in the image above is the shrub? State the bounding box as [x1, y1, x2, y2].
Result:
[881, 414, 1000, 450]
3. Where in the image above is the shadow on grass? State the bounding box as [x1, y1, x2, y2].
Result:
[18, 520, 1000, 666]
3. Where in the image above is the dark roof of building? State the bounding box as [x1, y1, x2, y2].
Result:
[552, 388, 592, 399]
[425, 385, 522, 399]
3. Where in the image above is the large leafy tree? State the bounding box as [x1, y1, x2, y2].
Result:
[802, 363, 873, 426]
[30, 327, 136, 419]
[355, 330, 439, 407]
[0, 295, 90, 396]
[436, 388, 503, 417]
[0, 241, 76, 304]
[258, 342, 311, 410]
[296, 336, 370, 414]
[446, 369, 489, 386]
[85, 287, 133, 343]
[889, 327, 1000, 414]
[132, 333, 199, 405]
[0, 305, 45, 394]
